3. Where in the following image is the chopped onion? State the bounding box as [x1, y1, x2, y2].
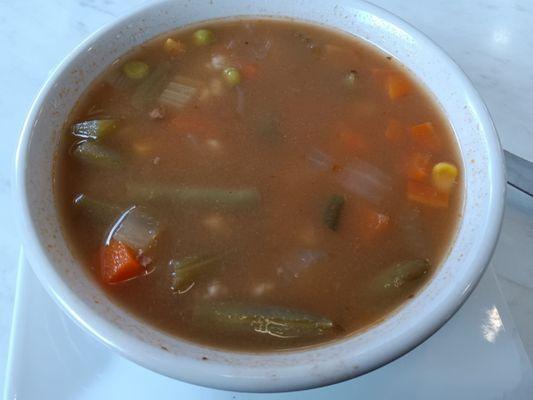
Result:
[159, 75, 201, 109]
[111, 206, 160, 252]
[336, 158, 392, 203]
[209, 54, 228, 70]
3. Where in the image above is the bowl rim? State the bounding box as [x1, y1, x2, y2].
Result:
[14, 0, 506, 392]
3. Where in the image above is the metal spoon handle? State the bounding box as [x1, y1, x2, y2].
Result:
[504, 150, 533, 197]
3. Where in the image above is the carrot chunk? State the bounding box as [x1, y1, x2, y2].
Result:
[385, 119, 404, 143]
[388, 74, 411, 99]
[410, 122, 441, 151]
[337, 130, 367, 155]
[101, 240, 143, 284]
[405, 152, 432, 182]
[407, 180, 449, 208]
[241, 63, 259, 80]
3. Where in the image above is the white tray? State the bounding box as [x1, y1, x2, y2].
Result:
[4, 250, 533, 399]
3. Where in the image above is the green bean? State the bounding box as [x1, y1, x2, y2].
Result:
[374, 259, 430, 291]
[193, 29, 215, 46]
[193, 302, 336, 339]
[170, 254, 225, 293]
[222, 67, 241, 86]
[71, 141, 120, 166]
[122, 61, 150, 79]
[71, 119, 118, 140]
[127, 183, 261, 209]
[73, 194, 121, 221]
[323, 194, 345, 231]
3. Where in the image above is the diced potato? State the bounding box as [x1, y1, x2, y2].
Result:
[205, 138, 222, 151]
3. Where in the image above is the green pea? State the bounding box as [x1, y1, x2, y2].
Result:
[193, 29, 215, 46]
[222, 67, 241, 86]
[122, 61, 150, 80]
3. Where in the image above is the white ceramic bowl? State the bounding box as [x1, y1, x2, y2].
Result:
[15, 0, 506, 393]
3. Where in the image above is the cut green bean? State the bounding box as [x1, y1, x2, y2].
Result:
[127, 183, 260, 209]
[170, 254, 226, 293]
[73, 194, 121, 221]
[374, 259, 430, 291]
[193, 302, 336, 339]
[131, 63, 172, 110]
[222, 67, 241, 86]
[323, 194, 345, 231]
[71, 119, 118, 140]
[71, 141, 120, 166]
[193, 29, 215, 46]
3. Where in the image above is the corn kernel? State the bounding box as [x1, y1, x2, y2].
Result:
[163, 38, 186, 55]
[432, 162, 458, 193]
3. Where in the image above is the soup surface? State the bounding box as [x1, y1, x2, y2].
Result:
[56, 19, 462, 351]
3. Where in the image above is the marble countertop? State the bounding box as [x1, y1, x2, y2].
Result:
[1, 0, 533, 391]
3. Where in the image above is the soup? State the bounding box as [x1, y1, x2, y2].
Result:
[55, 19, 462, 351]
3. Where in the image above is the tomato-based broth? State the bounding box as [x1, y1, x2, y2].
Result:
[55, 19, 462, 351]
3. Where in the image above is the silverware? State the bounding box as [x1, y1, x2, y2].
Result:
[504, 150, 533, 197]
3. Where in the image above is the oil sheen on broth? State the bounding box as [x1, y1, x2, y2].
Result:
[55, 19, 462, 351]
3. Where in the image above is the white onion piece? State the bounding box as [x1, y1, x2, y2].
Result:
[336, 158, 392, 203]
[112, 207, 160, 252]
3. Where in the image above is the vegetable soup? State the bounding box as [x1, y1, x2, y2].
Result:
[55, 19, 462, 351]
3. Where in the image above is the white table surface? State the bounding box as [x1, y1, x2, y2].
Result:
[1, 0, 533, 392]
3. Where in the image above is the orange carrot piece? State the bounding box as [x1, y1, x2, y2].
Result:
[241, 63, 259, 80]
[405, 152, 432, 182]
[101, 240, 143, 284]
[359, 206, 391, 241]
[407, 180, 449, 208]
[337, 130, 367, 155]
[410, 122, 441, 151]
[385, 119, 404, 143]
[388, 74, 411, 99]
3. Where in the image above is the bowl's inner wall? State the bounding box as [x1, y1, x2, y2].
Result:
[21, 0, 500, 390]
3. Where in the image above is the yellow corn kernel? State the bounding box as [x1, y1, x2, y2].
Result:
[432, 162, 458, 193]
[163, 38, 186, 55]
